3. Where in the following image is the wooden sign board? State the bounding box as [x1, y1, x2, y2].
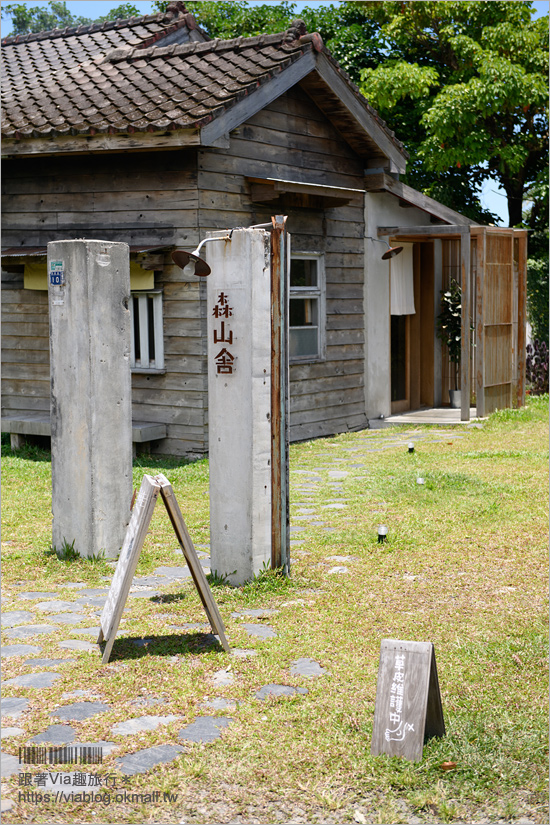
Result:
[370, 639, 445, 762]
[98, 474, 230, 663]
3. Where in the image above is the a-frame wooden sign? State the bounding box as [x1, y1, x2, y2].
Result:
[370, 639, 445, 762]
[98, 473, 230, 664]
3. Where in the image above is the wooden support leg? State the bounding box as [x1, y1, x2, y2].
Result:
[10, 433, 25, 450]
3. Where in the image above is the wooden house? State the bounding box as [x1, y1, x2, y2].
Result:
[1, 2, 527, 457]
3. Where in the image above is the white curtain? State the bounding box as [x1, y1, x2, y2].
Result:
[390, 242, 415, 315]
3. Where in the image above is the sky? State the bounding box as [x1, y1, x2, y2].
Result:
[2, 0, 548, 225]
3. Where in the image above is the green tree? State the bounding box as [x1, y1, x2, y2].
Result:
[1, 1, 141, 35]
[357, 1, 549, 228]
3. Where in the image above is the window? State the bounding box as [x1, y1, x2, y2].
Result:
[130, 289, 164, 372]
[289, 253, 325, 362]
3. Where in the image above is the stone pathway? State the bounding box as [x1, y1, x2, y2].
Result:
[1, 426, 467, 793]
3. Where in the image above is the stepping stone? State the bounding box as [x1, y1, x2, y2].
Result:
[4, 625, 56, 639]
[2, 671, 61, 689]
[17, 592, 57, 600]
[69, 627, 101, 637]
[48, 613, 89, 624]
[296, 508, 316, 514]
[290, 658, 328, 678]
[230, 648, 257, 659]
[200, 698, 237, 712]
[61, 582, 87, 589]
[255, 684, 308, 700]
[322, 503, 348, 509]
[328, 566, 349, 574]
[25, 658, 74, 668]
[327, 555, 355, 562]
[130, 696, 169, 709]
[290, 526, 306, 534]
[210, 669, 234, 686]
[131, 577, 165, 588]
[117, 744, 183, 776]
[1, 610, 36, 627]
[51, 701, 110, 721]
[29, 724, 76, 745]
[178, 716, 231, 744]
[58, 640, 97, 652]
[1, 727, 24, 739]
[1, 644, 42, 658]
[77, 589, 108, 597]
[75, 597, 107, 607]
[1, 752, 20, 777]
[230, 608, 279, 619]
[328, 470, 348, 479]
[290, 540, 305, 547]
[112, 715, 179, 736]
[128, 590, 161, 599]
[242, 624, 277, 639]
[309, 521, 326, 526]
[1, 697, 29, 718]
[153, 566, 191, 579]
[35, 600, 78, 613]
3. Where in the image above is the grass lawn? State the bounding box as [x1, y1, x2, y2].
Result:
[1, 396, 548, 824]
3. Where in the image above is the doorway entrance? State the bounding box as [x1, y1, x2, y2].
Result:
[390, 242, 435, 414]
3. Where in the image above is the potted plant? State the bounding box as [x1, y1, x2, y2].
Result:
[436, 278, 462, 408]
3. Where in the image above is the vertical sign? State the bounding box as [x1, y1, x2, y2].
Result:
[206, 229, 273, 585]
[371, 639, 445, 762]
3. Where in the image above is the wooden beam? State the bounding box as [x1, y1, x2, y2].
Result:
[460, 229, 471, 422]
[247, 176, 363, 206]
[475, 229, 486, 418]
[378, 225, 466, 238]
[2, 129, 201, 158]
[314, 53, 407, 174]
[515, 229, 528, 408]
[366, 173, 478, 226]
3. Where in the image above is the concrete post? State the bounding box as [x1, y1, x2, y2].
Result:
[206, 229, 272, 585]
[48, 240, 132, 559]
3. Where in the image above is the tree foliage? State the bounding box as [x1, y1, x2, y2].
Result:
[1, 2, 141, 34]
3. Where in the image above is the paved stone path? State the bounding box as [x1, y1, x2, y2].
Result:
[1, 427, 468, 788]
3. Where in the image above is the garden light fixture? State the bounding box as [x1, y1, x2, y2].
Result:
[377, 524, 388, 543]
[408, 442, 415, 453]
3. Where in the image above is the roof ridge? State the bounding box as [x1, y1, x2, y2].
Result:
[103, 27, 302, 65]
[1, 1, 193, 47]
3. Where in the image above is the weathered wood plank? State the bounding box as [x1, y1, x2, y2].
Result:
[157, 474, 230, 652]
[99, 475, 161, 661]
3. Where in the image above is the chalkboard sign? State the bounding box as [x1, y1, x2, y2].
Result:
[370, 639, 445, 762]
[98, 474, 230, 663]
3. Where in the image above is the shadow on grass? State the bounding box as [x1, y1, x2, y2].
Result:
[103, 631, 224, 661]
[150, 593, 187, 604]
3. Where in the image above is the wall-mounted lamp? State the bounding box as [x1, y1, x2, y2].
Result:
[377, 524, 388, 544]
[365, 236, 403, 260]
[172, 234, 233, 276]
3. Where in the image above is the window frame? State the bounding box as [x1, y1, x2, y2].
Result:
[130, 288, 165, 373]
[289, 251, 326, 364]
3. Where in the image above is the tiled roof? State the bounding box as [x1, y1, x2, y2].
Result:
[1, 1, 207, 86]
[1, 10, 406, 159]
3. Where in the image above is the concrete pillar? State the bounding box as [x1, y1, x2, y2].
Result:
[205, 229, 272, 585]
[48, 240, 132, 559]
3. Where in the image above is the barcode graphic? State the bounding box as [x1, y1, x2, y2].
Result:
[19, 747, 103, 765]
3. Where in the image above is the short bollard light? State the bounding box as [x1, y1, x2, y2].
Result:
[408, 442, 415, 454]
[377, 525, 388, 544]
[417, 477, 425, 485]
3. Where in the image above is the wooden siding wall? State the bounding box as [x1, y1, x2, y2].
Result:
[2, 152, 208, 456]
[198, 85, 367, 442]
